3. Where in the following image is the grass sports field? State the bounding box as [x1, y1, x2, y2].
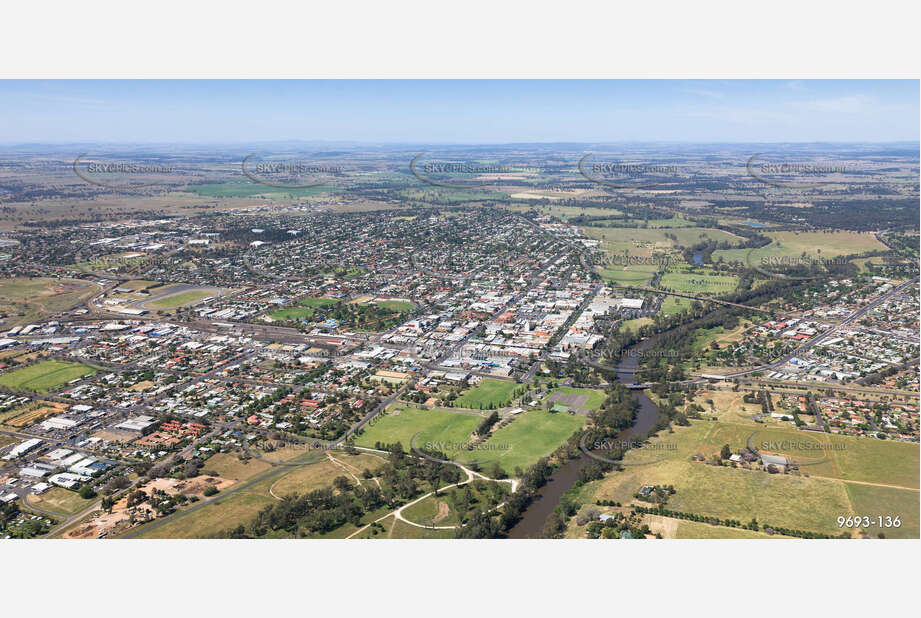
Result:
[660, 295, 693, 314]
[268, 306, 315, 321]
[713, 230, 887, 265]
[659, 271, 739, 294]
[454, 378, 520, 409]
[148, 288, 217, 309]
[268, 296, 339, 320]
[374, 300, 415, 312]
[0, 360, 95, 393]
[26, 487, 96, 516]
[547, 386, 606, 410]
[457, 408, 585, 473]
[354, 405, 482, 453]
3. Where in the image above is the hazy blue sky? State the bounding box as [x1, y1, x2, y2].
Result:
[0, 80, 917, 143]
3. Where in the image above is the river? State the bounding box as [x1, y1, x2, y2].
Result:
[505, 338, 662, 538]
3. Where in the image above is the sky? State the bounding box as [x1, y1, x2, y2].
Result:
[0, 80, 917, 144]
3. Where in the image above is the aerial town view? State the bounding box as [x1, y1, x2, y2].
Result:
[0, 80, 916, 547]
[7, 5, 918, 616]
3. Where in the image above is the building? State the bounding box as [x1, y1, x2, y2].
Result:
[3, 438, 42, 460]
[113, 415, 158, 435]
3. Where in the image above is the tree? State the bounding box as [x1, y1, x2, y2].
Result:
[720, 444, 732, 460]
[79, 485, 96, 500]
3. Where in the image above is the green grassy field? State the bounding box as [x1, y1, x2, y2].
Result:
[354, 405, 482, 454]
[374, 300, 415, 312]
[268, 306, 315, 321]
[0, 360, 96, 393]
[454, 378, 520, 409]
[713, 230, 887, 265]
[269, 295, 340, 320]
[659, 272, 739, 294]
[620, 317, 654, 334]
[583, 226, 744, 259]
[148, 289, 216, 309]
[299, 297, 340, 307]
[598, 263, 661, 285]
[457, 408, 585, 473]
[660, 295, 693, 314]
[571, 404, 919, 538]
[0, 277, 98, 326]
[25, 487, 96, 516]
[548, 386, 606, 410]
[843, 483, 919, 539]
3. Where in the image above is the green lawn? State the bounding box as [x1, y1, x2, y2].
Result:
[149, 289, 216, 309]
[548, 387, 607, 410]
[0, 360, 96, 393]
[25, 487, 96, 516]
[659, 272, 739, 295]
[457, 408, 585, 474]
[374, 300, 416, 312]
[455, 378, 520, 409]
[268, 306, 315, 321]
[713, 230, 887, 265]
[299, 296, 340, 307]
[660, 295, 693, 315]
[354, 405, 482, 454]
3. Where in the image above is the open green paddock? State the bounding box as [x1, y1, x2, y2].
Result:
[0, 360, 96, 393]
[354, 405, 483, 454]
[571, 415, 918, 538]
[454, 378, 521, 409]
[454, 408, 585, 474]
[713, 230, 888, 265]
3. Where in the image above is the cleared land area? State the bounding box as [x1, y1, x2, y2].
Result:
[0, 277, 98, 326]
[0, 360, 96, 393]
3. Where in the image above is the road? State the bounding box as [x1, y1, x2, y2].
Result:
[711, 277, 919, 379]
